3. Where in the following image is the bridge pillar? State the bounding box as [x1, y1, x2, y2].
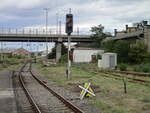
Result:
[144, 26, 150, 52]
[56, 42, 62, 62]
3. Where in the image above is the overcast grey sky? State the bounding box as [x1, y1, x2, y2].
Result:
[0, 0, 150, 51]
[0, 0, 150, 34]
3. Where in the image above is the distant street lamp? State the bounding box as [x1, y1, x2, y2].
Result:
[43, 8, 50, 56]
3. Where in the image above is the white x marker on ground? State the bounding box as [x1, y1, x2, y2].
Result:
[79, 82, 96, 100]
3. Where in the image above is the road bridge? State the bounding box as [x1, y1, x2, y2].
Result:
[0, 34, 94, 42]
[0, 28, 94, 42]
[0, 28, 95, 61]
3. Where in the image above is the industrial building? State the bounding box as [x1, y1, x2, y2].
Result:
[72, 47, 104, 63]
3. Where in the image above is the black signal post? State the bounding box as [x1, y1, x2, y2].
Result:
[66, 13, 73, 36]
[66, 9, 73, 80]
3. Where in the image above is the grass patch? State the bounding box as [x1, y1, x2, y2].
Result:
[33, 62, 150, 113]
[141, 97, 150, 103]
[90, 101, 126, 113]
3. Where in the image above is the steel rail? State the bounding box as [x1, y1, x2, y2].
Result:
[78, 66, 150, 86]
[102, 72, 150, 85]
[30, 70, 85, 113]
[18, 63, 42, 113]
[111, 70, 150, 77]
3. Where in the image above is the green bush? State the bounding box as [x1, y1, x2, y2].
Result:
[143, 53, 150, 64]
[16, 55, 22, 59]
[113, 40, 130, 63]
[59, 54, 68, 64]
[7, 54, 13, 58]
[118, 64, 127, 71]
[103, 40, 130, 63]
[103, 40, 148, 64]
[103, 40, 115, 52]
[142, 66, 150, 72]
[47, 44, 68, 59]
[133, 64, 150, 73]
[129, 40, 147, 63]
[12, 55, 22, 59]
[47, 47, 56, 59]
[133, 66, 142, 72]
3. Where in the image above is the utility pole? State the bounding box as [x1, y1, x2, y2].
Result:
[43, 8, 50, 56]
[59, 21, 61, 35]
[77, 27, 79, 36]
[56, 13, 59, 35]
[66, 8, 73, 80]
[28, 28, 31, 58]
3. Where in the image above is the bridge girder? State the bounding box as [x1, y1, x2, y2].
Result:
[0, 34, 95, 43]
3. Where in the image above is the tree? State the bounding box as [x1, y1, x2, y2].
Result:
[103, 39, 148, 64]
[90, 24, 112, 48]
[47, 46, 56, 59]
[103, 40, 130, 63]
[113, 40, 130, 62]
[103, 40, 115, 52]
[128, 40, 147, 63]
[91, 24, 105, 40]
[47, 43, 67, 59]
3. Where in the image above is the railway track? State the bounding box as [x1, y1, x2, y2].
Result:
[111, 70, 150, 77]
[18, 62, 84, 113]
[76, 66, 150, 86]
[104, 72, 150, 84]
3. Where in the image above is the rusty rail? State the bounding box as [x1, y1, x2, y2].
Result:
[18, 62, 42, 113]
[111, 70, 150, 77]
[30, 70, 84, 113]
[19, 62, 84, 113]
[104, 72, 150, 85]
[78, 66, 150, 86]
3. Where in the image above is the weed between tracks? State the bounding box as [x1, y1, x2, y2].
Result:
[33, 63, 150, 113]
[0, 64, 21, 70]
[0, 56, 25, 70]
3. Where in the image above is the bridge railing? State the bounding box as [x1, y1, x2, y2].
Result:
[0, 28, 90, 37]
[0, 28, 55, 35]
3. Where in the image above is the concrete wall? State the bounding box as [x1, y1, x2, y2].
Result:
[56, 43, 62, 62]
[144, 26, 150, 52]
[73, 49, 104, 63]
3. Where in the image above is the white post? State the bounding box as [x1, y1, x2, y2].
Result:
[67, 35, 71, 80]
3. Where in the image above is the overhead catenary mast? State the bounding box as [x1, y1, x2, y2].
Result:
[43, 8, 50, 56]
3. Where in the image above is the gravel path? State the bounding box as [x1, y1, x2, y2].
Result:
[0, 70, 17, 113]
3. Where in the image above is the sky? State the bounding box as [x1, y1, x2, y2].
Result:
[0, 0, 150, 51]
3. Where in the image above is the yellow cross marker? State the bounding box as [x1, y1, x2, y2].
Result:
[79, 82, 95, 100]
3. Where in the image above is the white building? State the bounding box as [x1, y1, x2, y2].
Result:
[98, 53, 117, 69]
[73, 48, 104, 63]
